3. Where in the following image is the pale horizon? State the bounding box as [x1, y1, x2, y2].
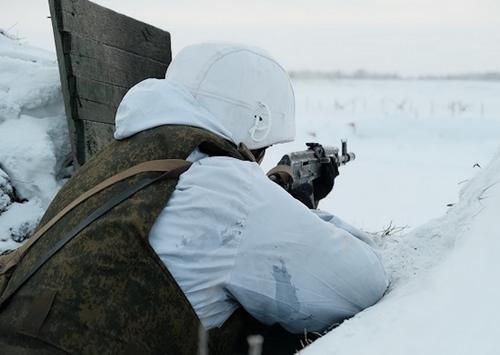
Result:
[1, 0, 499, 76]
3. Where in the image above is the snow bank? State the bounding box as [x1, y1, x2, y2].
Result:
[0, 32, 69, 250]
[302, 149, 500, 355]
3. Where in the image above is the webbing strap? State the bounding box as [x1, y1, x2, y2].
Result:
[0, 159, 191, 275]
[0, 165, 191, 308]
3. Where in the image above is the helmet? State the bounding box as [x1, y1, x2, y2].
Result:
[165, 43, 295, 149]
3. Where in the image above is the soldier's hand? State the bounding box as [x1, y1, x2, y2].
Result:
[289, 183, 315, 209]
[312, 160, 339, 206]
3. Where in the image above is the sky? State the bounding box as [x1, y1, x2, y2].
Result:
[1, 0, 499, 75]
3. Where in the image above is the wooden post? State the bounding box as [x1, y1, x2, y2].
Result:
[48, 0, 172, 167]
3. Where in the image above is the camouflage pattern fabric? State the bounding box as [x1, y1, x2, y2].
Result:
[0, 126, 225, 353]
[0, 125, 304, 355]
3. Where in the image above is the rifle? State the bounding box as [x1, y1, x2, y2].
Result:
[268, 141, 355, 208]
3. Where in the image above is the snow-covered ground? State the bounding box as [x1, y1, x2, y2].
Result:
[0, 32, 69, 251]
[1, 33, 500, 354]
[263, 79, 500, 233]
[301, 143, 500, 355]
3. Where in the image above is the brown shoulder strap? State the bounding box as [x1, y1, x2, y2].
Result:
[0, 159, 191, 275]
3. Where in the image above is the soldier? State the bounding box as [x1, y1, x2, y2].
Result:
[0, 43, 388, 355]
[116, 43, 388, 333]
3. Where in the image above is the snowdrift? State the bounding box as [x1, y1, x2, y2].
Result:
[0, 32, 69, 251]
[302, 149, 500, 354]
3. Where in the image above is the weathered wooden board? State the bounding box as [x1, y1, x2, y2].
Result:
[49, 0, 172, 167]
[74, 77, 128, 110]
[58, 0, 170, 63]
[66, 33, 168, 89]
[77, 98, 118, 125]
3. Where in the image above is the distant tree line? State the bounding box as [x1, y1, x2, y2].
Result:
[289, 70, 500, 82]
[289, 70, 401, 80]
[417, 72, 500, 81]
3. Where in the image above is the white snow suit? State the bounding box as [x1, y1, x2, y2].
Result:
[114, 78, 389, 333]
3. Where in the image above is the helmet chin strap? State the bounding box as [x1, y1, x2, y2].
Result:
[249, 101, 272, 143]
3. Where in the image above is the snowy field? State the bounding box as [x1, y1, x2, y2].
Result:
[263, 79, 500, 233]
[1, 33, 500, 354]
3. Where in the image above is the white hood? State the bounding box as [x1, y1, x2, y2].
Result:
[114, 78, 235, 142]
[114, 42, 295, 149]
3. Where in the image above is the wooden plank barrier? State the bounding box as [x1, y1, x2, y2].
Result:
[49, 0, 172, 166]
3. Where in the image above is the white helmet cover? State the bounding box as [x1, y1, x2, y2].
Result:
[165, 43, 295, 149]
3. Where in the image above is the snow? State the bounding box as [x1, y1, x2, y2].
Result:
[0, 32, 69, 247]
[2, 32, 500, 354]
[301, 151, 500, 355]
[263, 79, 500, 232]
[0, 167, 13, 212]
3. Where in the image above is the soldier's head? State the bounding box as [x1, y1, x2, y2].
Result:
[165, 43, 296, 150]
